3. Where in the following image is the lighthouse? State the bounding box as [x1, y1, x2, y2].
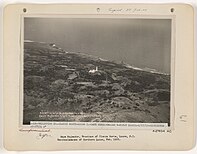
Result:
[89, 66, 98, 73]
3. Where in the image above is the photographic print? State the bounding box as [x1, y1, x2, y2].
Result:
[23, 17, 171, 126]
[4, 4, 195, 150]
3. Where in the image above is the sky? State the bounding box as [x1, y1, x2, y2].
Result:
[24, 18, 171, 73]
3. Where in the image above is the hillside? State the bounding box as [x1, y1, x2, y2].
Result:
[23, 41, 170, 125]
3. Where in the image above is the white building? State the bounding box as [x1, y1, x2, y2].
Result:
[89, 66, 98, 73]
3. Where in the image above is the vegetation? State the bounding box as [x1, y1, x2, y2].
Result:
[23, 41, 170, 125]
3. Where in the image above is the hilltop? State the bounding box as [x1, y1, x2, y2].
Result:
[23, 41, 170, 125]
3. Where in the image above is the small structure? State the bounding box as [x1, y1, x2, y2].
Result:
[49, 43, 56, 47]
[89, 66, 98, 73]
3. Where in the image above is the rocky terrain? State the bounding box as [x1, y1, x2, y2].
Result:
[23, 41, 170, 125]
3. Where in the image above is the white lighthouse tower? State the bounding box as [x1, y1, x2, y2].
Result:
[89, 66, 98, 73]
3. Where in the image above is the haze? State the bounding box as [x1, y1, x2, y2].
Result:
[24, 18, 171, 73]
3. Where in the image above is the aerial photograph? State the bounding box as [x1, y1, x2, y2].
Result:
[23, 18, 171, 125]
